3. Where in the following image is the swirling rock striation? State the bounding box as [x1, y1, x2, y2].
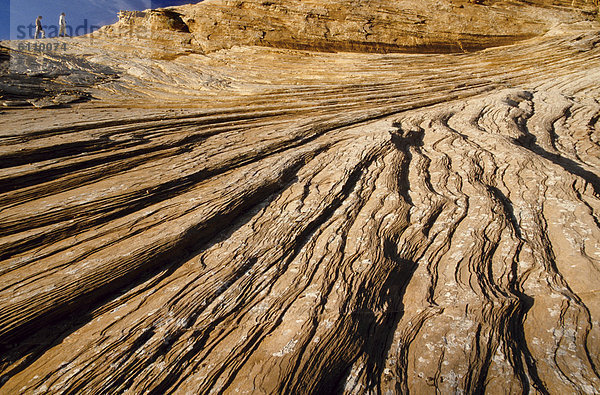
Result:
[0, 0, 600, 393]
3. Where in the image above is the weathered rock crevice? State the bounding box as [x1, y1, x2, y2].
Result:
[1, 0, 600, 393]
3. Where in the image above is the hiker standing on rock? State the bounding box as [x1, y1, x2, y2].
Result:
[34, 16, 45, 39]
[59, 13, 67, 37]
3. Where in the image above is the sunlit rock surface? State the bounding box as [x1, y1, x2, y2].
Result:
[1, 0, 600, 393]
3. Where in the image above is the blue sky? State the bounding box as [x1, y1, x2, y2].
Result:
[0, 0, 196, 41]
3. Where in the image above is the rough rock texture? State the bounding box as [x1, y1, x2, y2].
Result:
[1, 0, 600, 393]
[106, 0, 596, 53]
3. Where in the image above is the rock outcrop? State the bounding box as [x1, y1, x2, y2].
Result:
[1, 0, 600, 393]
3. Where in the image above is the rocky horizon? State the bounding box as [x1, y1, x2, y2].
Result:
[1, 0, 600, 393]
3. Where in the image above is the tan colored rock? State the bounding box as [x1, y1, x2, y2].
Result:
[0, 0, 599, 393]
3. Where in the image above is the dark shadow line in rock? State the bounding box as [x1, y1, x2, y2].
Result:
[550, 105, 571, 153]
[504, 94, 597, 390]
[580, 303, 600, 381]
[389, 124, 425, 206]
[517, 222, 577, 393]
[277, 158, 389, 393]
[0, 119, 239, 200]
[0, 138, 130, 170]
[0, 104, 288, 142]
[508, 290, 550, 394]
[468, 196, 542, 392]
[421, 196, 443, 235]
[0, 261, 174, 388]
[338, 127, 422, 393]
[177, 146, 383, 394]
[466, 324, 485, 392]
[360, 135, 424, 393]
[363, 253, 419, 394]
[588, 110, 600, 130]
[0, 111, 277, 170]
[64, 325, 160, 394]
[0, 92, 456, 252]
[258, 32, 535, 55]
[134, 253, 264, 391]
[0, 125, 327, 253]
[481, 234, 509, 300]
[514, 129, 600, 195]
[166, 146, 385, 394]
[0, 158, 309, 386]
[315, 132, 423, 393]
[63, 189, 280, 393]
[487, 186, 524, 240]
[0, 88, 497, 388]
[0, 102, 394, 240]
[0, 146, 183, 206]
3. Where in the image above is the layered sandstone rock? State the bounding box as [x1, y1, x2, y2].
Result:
[103, 0, 596, 53]
[0, 0, 599, 393]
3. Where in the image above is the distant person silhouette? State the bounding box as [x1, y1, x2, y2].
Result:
[35, 16, 45, 39]
[59, 13, 67, 37]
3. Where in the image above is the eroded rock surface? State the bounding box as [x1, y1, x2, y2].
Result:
[0, 0, 600, 393]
